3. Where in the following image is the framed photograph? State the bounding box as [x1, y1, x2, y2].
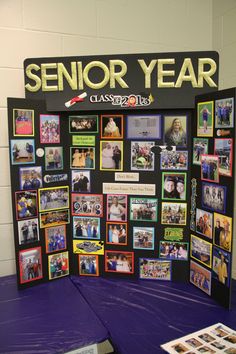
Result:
[38, 186, 69, 212]
[139, 258, 172, 281]
[71, 170, 91, 192]
[214, 138, 233, 177]
[131, 141, 155, 170]
[19, 166, 42, 190]
[15, 190, 38, 220]
[126, 114, 161, 139]
[201, 154, 219, 183]
[10, 139, 35, 165]
[101, 114, 123, 139]
[18, 218, 39, 245]
[106, 222, 127, 245]
[79, 255, 99, 276]
[159, 241, 188, 260]
[190, 234, 212, 268]
[107, 194, 127, 221]
[160, 150, 188, 170]
[100, 141, 123, 171]
[193, 138, 209, 165]
[133, 227, 154, 250]
[212, 246, 231, 287]
[202, 182, 226, 214]
[162, 172, 186, 200]
[48, 251, 69, 280]
[197, 101, 214, 137]
[213, 213, 232, 252]
[73, 216, 100, 239]
[196, 208, 213, 239]
[215, 97, 234, 128]
[71, 194, 103, 217]
[45, 225, 67, 253]
[130, 197, 157, 221]
[40, 209, 70, 228]
[105, 251, 134, 274]
[190, 260, 211, 296]
[70, 147, 95, 169]
[40, 114, 60, 144]
[164, 115, 187, 147]
[19, 247, 43, 284]
[13, 109, 34, 136]
[73, 240, 104, 255]
[45, 146, 63, 171]
[161, 202, 187, 225]
[69, 115, 98, 133]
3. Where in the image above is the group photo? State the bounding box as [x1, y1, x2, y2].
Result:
[106, 223, 127, 245]
[73, 217, 100, 239]
[40, 114, 60, 144]
[130, 197, 157, 221]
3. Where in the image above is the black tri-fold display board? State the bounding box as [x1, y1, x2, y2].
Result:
[7, 51, 235, 308]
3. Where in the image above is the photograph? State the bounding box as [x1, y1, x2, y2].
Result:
[164, 115, 187, 147]
[69, 115, 98, 133]
[126, 114, 161, 139]
[159, 241, 188, 260]
[211, 341, 226, 350]
[40, 209, 70, 228]
[211, 325, 230, 338]
[214, 213, 232, 252]
[197, 101, 214, 137]
[198, 333, 215, 343]
[107, 194, 127, 221]
[162, 172, 186, 200]
[105, 251, 134, 274]
[212, 246, 231, 287]
[133, 227, 154, 250]
[45, 146, 63, 171]
[71, 147, 95, 169]
[71, 170, 91, 192]
[130, 197, 157, 221]
[18, 218, 39, 245]
[15, 190, 38, 220]
[193, 138, 209, 165]
[38, 186, 69, 212]
[11, 139, 35, 165]
[185, 338, 203, 349]
[79, 255, 99, 276]
[130, 141, 155, 170]
[139, 258, 172, 281]
[13, 109, 34, 136]
[45, 225, 67, 253]
[214, 138, 233, 177]
[202, 183, 226, 214]
[73, 240, 104, 255]
[160, 150, 188, 170]
[223, 335, 236, 344]
[106, 223, 127, 245]
[224, 348, 236, 354]
[201, 155, 219, 183]
[190, 260, 211, 296]
[190, 234, 212, 268]
[171, 343, 189, 353]
[196, 208, 213, 239]
[19, 166, 42, 190]
[40, 114, 60, 143]
[19, 247, 42, 284]
[161, 202, 187, 225]
[197, 346, 216, 353]
[73, 216, 100, 239]
[215, 97, 234, 128]
[48, 251, 69, 280]
[101, 114, 123, 138]
[72, 194, 103, 217]
[100, 141, 123, 171]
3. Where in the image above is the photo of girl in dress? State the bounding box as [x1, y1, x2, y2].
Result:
[101, 115, 123, 139]
[197, 101, 213, 137]
[13, 109, 34, 136]
[164, 116, 187, 147]
[40, 114, 60, 144]
[162, 173, 186, 200]
[107, 195, 127, 221]
[70, 147, 95, 169]
[106, 223, 127, 245]
[100, 141, 123, 171]
[11, 139, 35, 165]
[45, 147, 63, 171]
[79, 255, 99, 276]
[105, 251, 134, 274]
[73, 216, 100, 239]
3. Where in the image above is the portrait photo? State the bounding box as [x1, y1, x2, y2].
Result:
[71, 194, 103, 217]
[13, 109, 34, 136]
[214, 138, 233, 177]
[71, 170, 91, 192]
[196, 208, 213, 239]
[45, 146, 63, 171]
[159, 241, 188, 260]
[130, 197, 157, 221]
[40, 114, 60, 144]
[100, 141, 123, 171]
[38, 186, 69, 212]
[48, 251, 69, 280]
[160, 150, 188, 170]
[202, 182, 226, 214]
[107, 194, 127, 222]
[190, 260, 211, 296]
[15, 190, 38, 220]
[101, 114, 123, 139]
[193, 138, 209, 165]
[161, 202, 187, 225]
[71, 147, 95, 169]
[40, 209, 70, 228]
[45, 225, 67, 253]
[127, 114, 161, 139]
[139, 258, 171, 281]
[11, 139, 35, 165]
[105, 251, 134, 274]
[213, 213, 232, 252]
[73, 216, 100, 239]
[212, 247, 231, 287]
[133, 227, 154, 250]
[69, 115, 98, 133]
[197, 101, 214, 137]
[162, 172, 186, 200]
[18, 218, 39, 245]
[130, 141, 155, 170]
[215, 97, 234, 128]
[19, 247, 43, 284]
[79, 255, 99, 276]
[164, 115, 187, 147]
[106, 222, 127, 245]
[201, 154, 219, 183]
[190, 234, 212, 268]
[19, 166, 42, 190]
